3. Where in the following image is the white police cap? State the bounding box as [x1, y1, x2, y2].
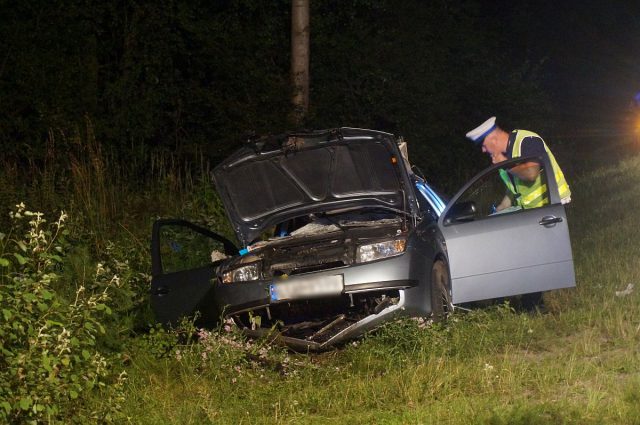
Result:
[466, 116, 497, 143]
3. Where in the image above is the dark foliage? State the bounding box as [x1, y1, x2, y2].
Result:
[0, 0, 548, 192]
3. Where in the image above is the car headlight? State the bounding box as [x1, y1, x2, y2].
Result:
[356, 239, 406, 263]
[222, 263, 261, 283]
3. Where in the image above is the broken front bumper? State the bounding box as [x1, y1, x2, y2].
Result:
[214, 252, 423, 350]
[214, 252, 418, 315]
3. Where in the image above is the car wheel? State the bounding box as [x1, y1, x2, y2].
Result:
[431, 259, 453, 321]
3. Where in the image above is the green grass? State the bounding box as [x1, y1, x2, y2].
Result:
[3, 135, 640, 424]
[115, 141, 640, 424]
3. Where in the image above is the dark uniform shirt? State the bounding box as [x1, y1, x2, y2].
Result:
[505, 130, 546, 159]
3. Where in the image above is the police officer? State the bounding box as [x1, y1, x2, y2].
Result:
[466, 117, 571, 211]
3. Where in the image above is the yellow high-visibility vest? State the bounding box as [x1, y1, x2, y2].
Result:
[500, 130, 571, 209]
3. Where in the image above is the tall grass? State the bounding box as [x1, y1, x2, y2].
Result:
[2, 131, 639, 423]
[0, 120, 233, 250]
[118, 138, 640, 424]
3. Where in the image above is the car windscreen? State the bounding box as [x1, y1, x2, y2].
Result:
[415, 180, 447, 217]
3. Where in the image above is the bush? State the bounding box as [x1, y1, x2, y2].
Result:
[0, 203, 126, 423]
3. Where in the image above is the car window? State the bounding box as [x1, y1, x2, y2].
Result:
[444, 158, 550, 224]
[414, 180, 445, 222]
[159, 224, 229, 274]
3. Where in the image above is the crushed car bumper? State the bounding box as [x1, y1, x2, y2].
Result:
[214, 251, 419, 315]
[213, 253, 423, 350]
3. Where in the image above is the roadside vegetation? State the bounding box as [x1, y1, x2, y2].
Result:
[1, 130, 639, 424]
[2, 2, 638, 423]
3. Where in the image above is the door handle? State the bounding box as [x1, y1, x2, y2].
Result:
[539, 215, 562, 226]
[154, 286, 169, 296]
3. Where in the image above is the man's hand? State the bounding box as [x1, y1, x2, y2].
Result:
[496, 194, 512, 211]
[491, 151, 508, 164]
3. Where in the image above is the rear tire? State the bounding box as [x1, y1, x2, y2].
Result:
[431, 259, 453, 321]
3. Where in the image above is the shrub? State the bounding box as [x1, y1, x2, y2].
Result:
[0, 203, 126, 423]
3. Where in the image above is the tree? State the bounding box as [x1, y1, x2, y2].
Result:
[290, 0, 310, 126]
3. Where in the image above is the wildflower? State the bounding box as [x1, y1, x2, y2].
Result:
[483, 363, 494, 372]
[197, 328, 210, 340]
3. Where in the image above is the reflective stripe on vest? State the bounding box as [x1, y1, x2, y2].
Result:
[507, 130, 570, 208]
[499, 168, 549, 208]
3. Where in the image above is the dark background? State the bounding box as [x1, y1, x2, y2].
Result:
[1, 0, 638, 192]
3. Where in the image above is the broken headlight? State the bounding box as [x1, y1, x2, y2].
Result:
[356, 239, 406, 263]
[222, 263, 261, 283]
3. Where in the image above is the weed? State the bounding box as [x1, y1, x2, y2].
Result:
[0, 204, 126, 423]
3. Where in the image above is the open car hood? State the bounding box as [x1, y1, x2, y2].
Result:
[213, 128, 415, 246]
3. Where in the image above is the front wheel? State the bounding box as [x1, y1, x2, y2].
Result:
[431, 259, 453, 321]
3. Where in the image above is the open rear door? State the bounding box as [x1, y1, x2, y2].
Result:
[150, 219, 237, 327]
[438, 155, 575, 303]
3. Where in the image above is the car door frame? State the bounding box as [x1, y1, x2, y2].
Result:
[150, 219, 238, 326]
[437, 154, 575, 304]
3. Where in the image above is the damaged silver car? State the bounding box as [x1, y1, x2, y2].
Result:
[150, 128, 575, 350]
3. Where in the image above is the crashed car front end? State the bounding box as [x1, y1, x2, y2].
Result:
[213, 210, 425, 350]
[209, 128, 430, 350]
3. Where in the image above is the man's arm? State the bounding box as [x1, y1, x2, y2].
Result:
[507, 136, 545, 182]
[508, 161, 540, 182]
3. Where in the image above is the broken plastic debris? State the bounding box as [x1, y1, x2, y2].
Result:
[211, 250, 229, 262]
[615, 283, 634, 297]
[239, 240, 268, 256]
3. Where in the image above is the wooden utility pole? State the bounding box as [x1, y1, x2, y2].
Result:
[290, 0, 310, 127]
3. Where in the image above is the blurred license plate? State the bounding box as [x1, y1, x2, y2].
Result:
[270, 275, 343, 301]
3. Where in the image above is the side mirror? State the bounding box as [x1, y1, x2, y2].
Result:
[444, 201, 477, 225]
